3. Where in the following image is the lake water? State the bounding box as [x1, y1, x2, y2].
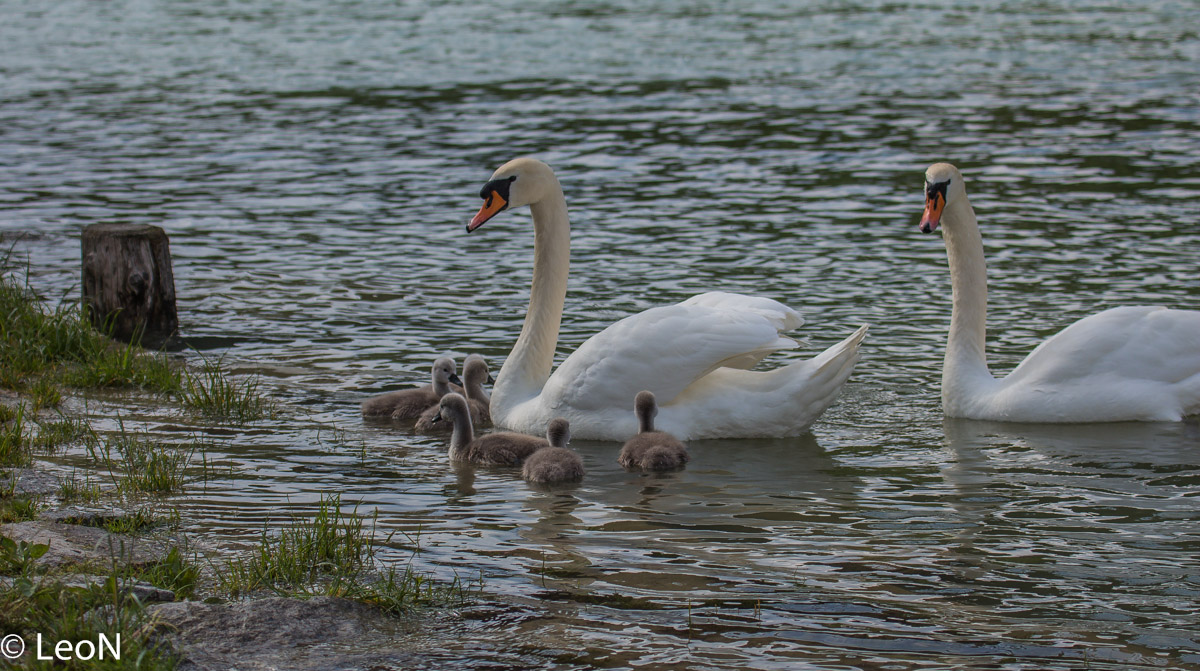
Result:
[2, 1, 1199, 668]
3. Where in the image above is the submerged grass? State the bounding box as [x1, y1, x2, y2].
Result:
[180, 355, 276, 422]
[218, 494, 475, 612]
[58, 470, 106, 504]
[88, 424, 202, 497]
[33, 414, 94, 453]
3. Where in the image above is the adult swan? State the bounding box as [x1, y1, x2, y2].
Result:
[919, 162, 1200, 422]
[466, 157, 868, 441]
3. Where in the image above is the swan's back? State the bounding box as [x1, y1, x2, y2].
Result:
[984, 306, 1200, 422]
[543, 295, 801, 413]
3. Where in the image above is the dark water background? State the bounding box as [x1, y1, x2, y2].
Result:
[2, 1, 1199, 668]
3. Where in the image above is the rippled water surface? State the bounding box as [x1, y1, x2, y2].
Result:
[3, 1, 1199, 668]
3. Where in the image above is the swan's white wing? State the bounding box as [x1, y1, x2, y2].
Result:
[1006, 306, 1200, 388]
[681, 291, 805, 331]
[541, 295, 799, 412]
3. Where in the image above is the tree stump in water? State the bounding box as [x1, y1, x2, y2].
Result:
[81, 223, 179, 349]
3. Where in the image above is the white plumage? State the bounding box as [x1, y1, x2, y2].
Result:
[920, 162, 1200, 422]
[466, 157, 867, 441]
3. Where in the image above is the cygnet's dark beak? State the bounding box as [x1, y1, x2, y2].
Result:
[430, 413, 442, 424]
[448, 373, 463, 387]
[487, 373, 496, 385]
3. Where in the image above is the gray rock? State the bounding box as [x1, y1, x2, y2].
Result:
[148, 597, 424, 671]
[0, 520, 169, 569]
[2, 467, 59, 497]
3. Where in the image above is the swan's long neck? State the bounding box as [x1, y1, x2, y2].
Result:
[448, 410, 474, 459]
[941, 196, 995, 400]
[492, 187, 570, 417]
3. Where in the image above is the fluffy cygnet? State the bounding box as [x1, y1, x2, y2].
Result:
[361, 357, 461, 420]
[415, 355, 491, 431]
[522, 418, 584, 484]
[618, 391, 689, 471]
[435, 393, 546, 466]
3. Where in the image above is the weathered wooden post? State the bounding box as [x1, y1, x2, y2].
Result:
[81, 223, 179, 349]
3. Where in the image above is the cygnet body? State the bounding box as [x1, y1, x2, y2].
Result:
[436, 393, 546, 466]
[361, 357, 461, 419]
[415, 356, 492, 431]
[619, 391, 690, 471]
[522, 418, 584, 484]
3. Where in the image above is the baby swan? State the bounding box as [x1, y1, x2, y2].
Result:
[435, 393, 546, 466]
[461, 353, 494, 404]
[361, 357, 461, 419]
[619, 391, 690, 471]
[415, 356, 492, 431]
[522, 418, 584, 484]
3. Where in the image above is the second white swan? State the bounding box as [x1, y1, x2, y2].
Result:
[919, 162, 1200, 422]
[465, 157, 868, 441]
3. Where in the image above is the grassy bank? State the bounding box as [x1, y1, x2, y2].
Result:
[1, 253, 474, 668]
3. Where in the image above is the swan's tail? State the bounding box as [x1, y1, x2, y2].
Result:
[805, 324, 868, 397]
[662, 324, 869, 439]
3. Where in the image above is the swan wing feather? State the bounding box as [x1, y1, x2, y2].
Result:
[542, 294, 800, 412]
[1005, 306, 1200, 388]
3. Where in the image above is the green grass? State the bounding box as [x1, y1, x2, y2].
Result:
[1, 403, 30, 468]
[2, 253, 274, 421]
[33, 415, 94, 453]
[180, 354, 276, 422]
[88, 425, 201, 497]
[130, 546, 201, 600]
[102, 508, 182, 535]
[217, 494, 474, 611]
[57, 470, 106, 504]
[217, 494, 373, 596]
[0, 494, 41, 523]
[0, 254, 183, 395]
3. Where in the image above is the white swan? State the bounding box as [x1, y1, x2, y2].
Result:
[920, 162, 1200, 422]
[465, 157, 868, 441]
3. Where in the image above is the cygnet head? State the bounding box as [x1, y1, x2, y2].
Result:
[432, 357, 462, 387]
[437, 392, 471, 424]
[919, 163, 966, 234]
[546, 418, 571, 448]
[464, 353, 495, 380]
[463, 356, 491, 390]
[634, 390, 658, 431]
[467, 157, 560, 232]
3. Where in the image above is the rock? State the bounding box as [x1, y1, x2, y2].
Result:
[0, 520, 169, 569]
[148, 597, 424, 671]
[3, 467, 59, 497]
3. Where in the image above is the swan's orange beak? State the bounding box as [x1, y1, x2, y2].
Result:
[919, 192, 944, 234]
[468, 192, 507, 233]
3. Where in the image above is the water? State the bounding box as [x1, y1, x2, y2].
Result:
[2, 0, 1199, 668]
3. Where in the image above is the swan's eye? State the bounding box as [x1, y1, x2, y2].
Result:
[926, 179, 950, 201]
